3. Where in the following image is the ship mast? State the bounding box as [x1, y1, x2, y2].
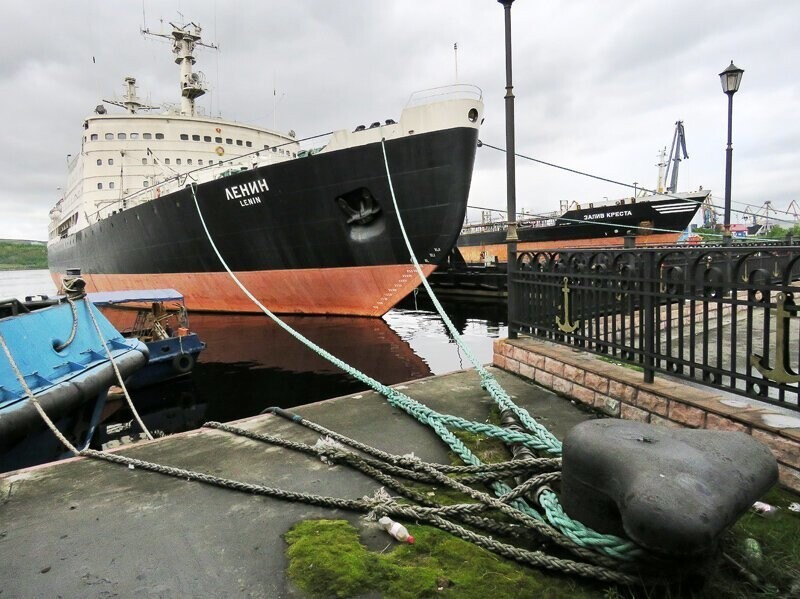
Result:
[142, 22, 217, 116]
[103, 77, 159, 113]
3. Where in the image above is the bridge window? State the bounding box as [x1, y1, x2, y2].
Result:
[109, 181, 115, 189]
[236, 139, 243, 146]
[176, 158, 182, 165]
[143, 181, 148, 187]
[192, 134, 200, 141]
[117, 133, 126, 140]
[143, 133, 152, 140]
[142, 158, 147, 165]
[91, 134, 98, 141]
[108, 158, 114, 166]
[164, 158, 170, 165]
[105, 133, 113, 140]
[245, 141, 252, 147]
[155, 133, 164, 140]
[187, 159, 193, 165]
[97, 182, 103, 189]
[204, 135, 211, 142]
[215, 137, 222, 143]
[225, 138, 233, 144]
[198, 159, 203, 165]
[130, 133, 139, 140]
[97, 159, 102, 166]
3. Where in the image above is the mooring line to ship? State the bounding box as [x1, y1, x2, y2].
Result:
[83, 299, 153, 440]
[181, 144, 638, 560]
[377, 135, 639, 559]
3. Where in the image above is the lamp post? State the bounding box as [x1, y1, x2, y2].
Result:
[498, 0, 518, 338]
[719, 60, 744, 244]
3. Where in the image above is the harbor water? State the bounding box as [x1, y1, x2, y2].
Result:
[0, 269, 507, 440]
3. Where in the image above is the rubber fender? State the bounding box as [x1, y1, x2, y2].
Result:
[172, 353, 194, 374]
[560, 419, 778, 557]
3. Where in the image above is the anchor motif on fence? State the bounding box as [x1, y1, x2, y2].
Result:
[556, 277, 580, 333]
[750, 291, 800, 384]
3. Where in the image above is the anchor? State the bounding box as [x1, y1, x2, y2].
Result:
[750, 291, 800, 383]
[556, 277, 579, 333]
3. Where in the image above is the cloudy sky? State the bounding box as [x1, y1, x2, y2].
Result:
[1, 0, 797, 240]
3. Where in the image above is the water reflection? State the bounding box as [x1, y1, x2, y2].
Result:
[98, 296, 508, 443]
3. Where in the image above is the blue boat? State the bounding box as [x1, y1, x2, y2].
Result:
[0, 295, 148, 472]
[87, 289, 206, 389]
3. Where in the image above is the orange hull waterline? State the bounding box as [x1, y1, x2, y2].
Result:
[52, 264, 435, 317]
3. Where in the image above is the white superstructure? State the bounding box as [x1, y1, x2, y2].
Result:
[49, 22, 484, 248]
[49, 22, 300, 242]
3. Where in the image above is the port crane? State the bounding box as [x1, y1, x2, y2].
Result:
[656, 121, 688, 194]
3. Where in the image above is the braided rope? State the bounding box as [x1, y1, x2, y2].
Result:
[83, 300, 153, 440]
[377, 136, 640, 559]
[53, 297, 79, 352]
[185, 148, 638, 559]
[81, 445, 638, 585]
[206, 420, 626, 571]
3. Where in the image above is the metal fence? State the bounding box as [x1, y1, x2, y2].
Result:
[508, 242, 800, 412]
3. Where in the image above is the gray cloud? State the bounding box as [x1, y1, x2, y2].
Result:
[1, 0, 798, 240]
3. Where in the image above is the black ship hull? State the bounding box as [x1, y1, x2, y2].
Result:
[457, 192, 706, 263]
[49, 127, 478, 315]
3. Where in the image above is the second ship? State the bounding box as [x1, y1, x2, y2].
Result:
[47, 22, 484, 316]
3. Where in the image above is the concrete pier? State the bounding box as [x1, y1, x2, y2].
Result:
[0, 367, 592, 598]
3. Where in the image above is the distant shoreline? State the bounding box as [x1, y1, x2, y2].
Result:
[0, 240, 47, 270]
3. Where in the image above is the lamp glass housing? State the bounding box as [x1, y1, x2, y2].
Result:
[719, 62, 744, 94]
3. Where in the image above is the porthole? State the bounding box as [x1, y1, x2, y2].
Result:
[468, 108, 479, 123]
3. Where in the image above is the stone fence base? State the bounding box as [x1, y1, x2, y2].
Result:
[494, 337, 800, 494]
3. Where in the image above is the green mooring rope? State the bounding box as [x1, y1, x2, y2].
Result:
[377, 135, 639, 560]
[187, 137, 639, 560]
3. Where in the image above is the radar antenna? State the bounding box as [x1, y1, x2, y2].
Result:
[141, 21, 218, 116]
[102, 76, 159, 114]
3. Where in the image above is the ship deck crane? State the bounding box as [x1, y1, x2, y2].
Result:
[664, 121, 688, 193]
[656, 121, 688, 194]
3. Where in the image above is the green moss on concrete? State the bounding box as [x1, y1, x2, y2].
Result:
[285, 518, 601, 598]
[285, 484, 800, 598]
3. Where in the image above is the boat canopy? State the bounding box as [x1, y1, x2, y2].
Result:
[87, 289, 185, 305]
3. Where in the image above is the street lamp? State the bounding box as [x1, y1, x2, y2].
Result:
[719, 60, 744, 244]
[498, 0, 517, 337]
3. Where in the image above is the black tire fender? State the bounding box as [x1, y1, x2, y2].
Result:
[172, 353, 194, 374]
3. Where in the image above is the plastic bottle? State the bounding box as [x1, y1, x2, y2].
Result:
[378, 516, 415, 544]
[751, 501, 779, 518]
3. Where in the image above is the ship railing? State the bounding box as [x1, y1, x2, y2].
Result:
[82, 128, 322, 221]
[461, 212, 561, 234]
[508, 242, 800, 412]
[406, 84, 483, 107]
